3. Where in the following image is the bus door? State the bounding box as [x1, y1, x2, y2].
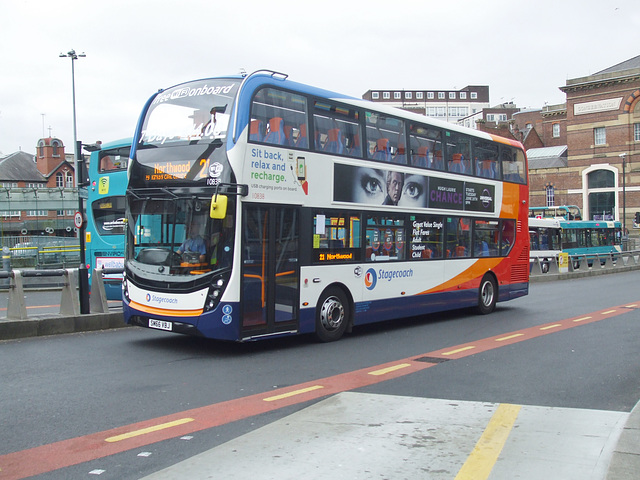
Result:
[241, 205, 299, 336]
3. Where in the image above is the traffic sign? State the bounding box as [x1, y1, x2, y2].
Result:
[74, 211, 84, 229]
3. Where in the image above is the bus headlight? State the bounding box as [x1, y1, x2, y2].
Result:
[122, 277, 130, 302]
[203, 274, 229, 312]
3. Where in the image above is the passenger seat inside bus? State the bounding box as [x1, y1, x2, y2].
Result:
[372, 138, 392, 162]
[295, 124, 308, 148]
[264, 117, 286, 145]
[477, 159, 497, 179]
[393, 144, 407, 164]
[412, 146, 428, 168]
[324, 128, 344, 154]
[448, 154, 467, 174]
[349, 134, 362, 157]
[250, 120, 263, 142]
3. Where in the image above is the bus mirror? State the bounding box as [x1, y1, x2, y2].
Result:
[210, 195, 228, 219]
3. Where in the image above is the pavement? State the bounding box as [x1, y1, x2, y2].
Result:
[138, 392, 639, 480]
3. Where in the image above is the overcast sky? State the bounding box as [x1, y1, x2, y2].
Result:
[1, 0, 638, 155]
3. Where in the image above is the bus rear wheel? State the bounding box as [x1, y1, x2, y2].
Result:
[315, 287, 350, 342]
[476, 274, 497, 315]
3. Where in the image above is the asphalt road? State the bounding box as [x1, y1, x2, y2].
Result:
[1, 271, 639, 478]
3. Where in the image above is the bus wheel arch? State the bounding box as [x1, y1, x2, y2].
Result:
[315, 284, 352, 342]
[476, 272, 498, 315]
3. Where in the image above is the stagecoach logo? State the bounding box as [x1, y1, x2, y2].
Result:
[209, 162, 224, 178]
[354, 266, 362, 278]
[364, 268, 377, 290]
[145, 293, 178, 305]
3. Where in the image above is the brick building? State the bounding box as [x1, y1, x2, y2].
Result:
[513, 55, 640, 234]
[0, 137, 76, 236]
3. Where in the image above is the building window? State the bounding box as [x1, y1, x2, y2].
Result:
[416, 92, 423, 100]
[470, 92, 478, 99]
[383, 92, 390, 99]
[634, 123, 640, 142]
[56, 172, 64, 187]
[405, 92, 412, 99]
[449, 92, 456, 100]
[372, 92, 379, 100]
[594, 127, 606, 146]
[52, 139, 61, 157]
[546, 186, 555, 207]
[438, 92, 445, 99]
[394, 92, 401, 100]
[427, 92, 434, 99]
[552, 123, 560, 138]
[66, 173, 74, 187]
[586, 168, 616, 220]
[487, 114, 495, 122]
[460, 92, 467, 99]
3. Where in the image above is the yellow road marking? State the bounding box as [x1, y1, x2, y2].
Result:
[602, 309, 617, 315]
[442, 346, 476, 356]
[496, 333, 524, 342]
[540, 324, 562, 331]
[105, 418, 194, 443]
[573, 316, 591, 323]
[368, 363, 412, 376]
[454, 403, 522, 480]
[263, 385, 324, 402]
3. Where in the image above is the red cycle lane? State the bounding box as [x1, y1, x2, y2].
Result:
[1, 301, 638, 479]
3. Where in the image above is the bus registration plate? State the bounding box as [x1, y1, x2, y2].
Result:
[149, 319, 172, 331]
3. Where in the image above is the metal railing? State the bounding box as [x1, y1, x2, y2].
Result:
[0, 267, 122, 320]
[530, 250, 640, 278]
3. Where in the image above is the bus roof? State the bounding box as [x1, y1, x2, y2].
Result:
[528, 217, 561, 228]
[560, 220, 621, 228]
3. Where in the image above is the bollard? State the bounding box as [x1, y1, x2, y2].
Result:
[89, 268, 110, 314]
[1, 246, 10, 287]
[59, 269, 80, 316]
[546, 257, 560, 274]
[7, 270, 28, 320]
[600, 254, 614, 270]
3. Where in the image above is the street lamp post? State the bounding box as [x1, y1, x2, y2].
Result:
[59, 49, 89, 314]
[619, 153, 627, 233]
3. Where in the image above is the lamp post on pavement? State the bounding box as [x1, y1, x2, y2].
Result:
[59, 49, 90, 314]
[619, 153, 627, 231]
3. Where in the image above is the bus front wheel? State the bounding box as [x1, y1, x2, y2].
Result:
[315, 287, 350, 342]
[476, 274, 497, 315]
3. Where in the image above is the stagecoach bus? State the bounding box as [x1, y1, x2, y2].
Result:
[122, 70, 530, 342]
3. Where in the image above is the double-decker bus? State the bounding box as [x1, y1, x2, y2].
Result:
[529, 205, 582, 220]
[122, 70, 529, 342]
[84, 139, 131, 300]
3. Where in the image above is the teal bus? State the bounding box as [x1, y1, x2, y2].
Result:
[559, 220, 622, 257]
[84, 139, 131, 300]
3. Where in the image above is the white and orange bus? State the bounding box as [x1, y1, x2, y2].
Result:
[123, 70, 529, 342]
